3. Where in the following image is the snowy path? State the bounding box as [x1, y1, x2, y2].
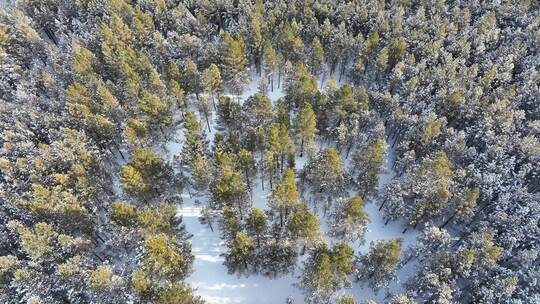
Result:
[168, 73, 419, 303]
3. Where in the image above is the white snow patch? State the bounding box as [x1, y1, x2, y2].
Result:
[195, 254, 225, 263]
[177, 207, 203, 217]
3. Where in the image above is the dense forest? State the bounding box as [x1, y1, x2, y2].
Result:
[0, 0, 538, 303]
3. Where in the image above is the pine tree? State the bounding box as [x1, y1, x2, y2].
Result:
[303, 148, 346, 208]
[180, 112, 209, 171]
[220, 31, 249, 97]
[137, 203, 179, 234]
[246, 208, 267, 248]
[244, 126, 265, 160]
[224, 231, 254, 275]
[138, 233, 192, 284]
[381, 180, 406, 224]
[349, 56, 365, 85]
[111, 201, 138, 227]
[271, 169, 300, 227]
[190, 155, 212, 194]
[329, 196, 369, 243]
[333, 85, 359, 121]
[407, 151, 454, 229]
[441, 187, 479, 228]
[287, 204, 321, 251]
[309, 37, 324, 78]
[250, 0, 264, 75]
[350, 138, 386, 198]
[89, 265, 122, 290]
[277, 21, 304, 63]
[211, 161, 250, 219]
[259, 238, 297, 278]
[155, 284, 203, 304]
[197, 94, 212, 132]
[327, 42, 342, 78]
[120, 148, 170, 201]
[377, 47, 389, 72]
[217, 96, 242, 133]
[242, 93, 274, 130]
[138, 90, 173, 134]
[202, 63, 222, 110]
[124, 118, 147, 147]
[266, 123, 295, 179]
[295, 103, 318, 158]
[356, 239, 402, 291]
[238, 149, 257, 194]
[299, 242, 354, 303]
[263, 42, 277, 91]
[219, 205, 242, 242]
[389, 36, 407, 68]
[183, 59, 202, 99]
[25, 183, 92, 233]
[285, 63, 320, 108]
[363, 30, 379, 56]
[418, 116, 443, 149]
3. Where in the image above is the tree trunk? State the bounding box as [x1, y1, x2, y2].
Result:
[244, 167, 252, 201]
[261, 169, 265, 191]
[205, 111, 212, 132]
[379, 197, 388, 211]
[208, 218, 214, 232]
[440, 212, 456, 229]
[93, 253, 104, 262]
[113, 141, 126, 161]
[346, 143, 353, 159]
[95, 233, 105, 243]
[212, 94, 217, 111]
[279, 207, 283, 228]
[392, 131, 402, 148]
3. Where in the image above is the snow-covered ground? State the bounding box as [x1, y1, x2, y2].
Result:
[162, 72, 419, 303]
[0, 0, 12, 8]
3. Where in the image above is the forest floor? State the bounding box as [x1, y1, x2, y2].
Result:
[160, 72, 419, 303]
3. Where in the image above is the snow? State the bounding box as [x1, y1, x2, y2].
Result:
[0, 0, 12, 8]
[159, 72, 419, 303]
[177, 206, 203, 217]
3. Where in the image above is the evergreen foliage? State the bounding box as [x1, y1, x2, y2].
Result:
[0, 0, 538, 303]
